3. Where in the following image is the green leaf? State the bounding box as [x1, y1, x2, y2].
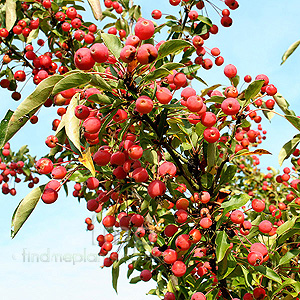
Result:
[0, 74, 63, 148]
[273, 93, 295, 115]
[219, 165, 237, 186]
[285, 115, 300, 131]
[195, 122, 205, 137]
[6, 0, 17, 31]
[101, 33, 123, 59]
[144, 67, 171, 82]
[278, 249, 300, 266]
[254, 265, 282, 283]
[27, 28, 39, 44]
[276, 216, 298, 237]
[162, 62, 185, 71]
[206, 96, 225, 104]
[90, 74, 113, 91]
[0, 110, 14, 147]
[181, 64, 201, 75]
[221, 193, 250, 212]
[197, 15, 212, 27]
[11, 185, 46, 238]
[201, 84, 221, 97]
[278, 134, 300, 166]
[57, 93, 82, 154]
[102, 9, 117, 19]
[231, 75, 240, 88]
[216, 231, 230, 262]
[158, 39, 191, 59]
[273, 278, 300, 297]
[52, 72, 92, 95]
[218, 252, 236, 280]
[112, 262, 120, 293]
[87, 0, 102, 20]
[281, 40, 300, 65]
[244, 80, 264, 101]
[130, 276, 141, 284]
[88, 93, 113, 104]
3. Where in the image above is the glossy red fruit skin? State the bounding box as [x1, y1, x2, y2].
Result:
[90, 43, 109, 63]
[74, 48, 95, 70]
[42, 188, 58, 204]
[140, 269, 152, 281]
[93, 150, 111, 166]
[134, 19, 155, 40]
[82, 117, 101, 134]
[147, 180, 166, 198]
[36, 158, 53, 174]
[75, 105, 90, 120]
[224, 64, 237, 78]
[172, 260, 187, 277]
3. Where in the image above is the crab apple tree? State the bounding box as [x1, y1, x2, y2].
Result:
[2, 0, 300, 300]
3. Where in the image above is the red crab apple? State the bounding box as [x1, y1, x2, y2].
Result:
[224, 64, 237, 78]
[147, 180, 166, 198]
[134, 19, 155, 40]
[42, 188, 58, 204]
[136, 44, 158, 65]
[221, 97, 240, 115]
[136, 95, 153, 114]
[90, 43, 109, 63]
[191, 292, 206, 300]
[172, 260, 186, 277]
[140, 270, 152, 281]
[74, 48, 95, 70]
[36, 158, 53, 174]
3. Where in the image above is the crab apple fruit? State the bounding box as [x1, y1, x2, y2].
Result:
[128, 145, 143, 160]
[152, 9, 162, 19]
[221, 97, 240, 115]
[140, 269, 152, 281]
[199, 191, 211, 204]
[173, 72, 187, 88]
[265, 99, 275, 109]
[134, 19, 155, 40]
[252, 199, 265, 212]
[66, 7, 77, 19]
[125, 35, 141, 47]
[120, 45, 136, 63]
[158, 161, 176, 178]
[189, 228, 202, 243]
[89, 43, 109, 63]
[200, 217, 212, 229]
[86, 177, 99, 190]
[255, 74, 269, 86]
[176, 198, 189, 210]
[102, 215, 116, 228]
[259, 220, 273, 233]
[147, 180, 166, 198]
[131, 167, 149, 182]
[136, 44, 158, 65]
[188, 10, 198, 20]
[230, 210, 244, 224]
[243, 294, 254, 300]
[164, 292, 176, 300]
[224, 64, 237, 78]
[164, 224, 178, 237]
[136, 95, 153, 114]
[82, 117, 101, 134]
[42, 188, 58, 204]
[248, 251, 264, 266]
[201, 112, 217, 127]
[203, 127, 220, 143]
[172, 260, 186, 277]
[130, 214, 144, 227]
[191, 292, 206, 300]
[51, 166, 67, 179]
[187, 96, 204, 112]
[110, 151, 126, 166]
[221, 16, 233, 27]
[181, 87, 196, 100]
[36, 158, 53, 174]
[156, 87, 173, 104]
[74, 48, 95, 70]
[93, 150, 111, 166]
[14, 70, 26, 82]
[75, 105, 90, 120]
[45, 135, 58, 148]
[175, 234, 191, 251]
[163, 249, 177, 264]
[175, 209, 188, 223]
[250, 243, 268, 257]
[148, 232, 158, 243]
[253, 288, 266, 300]
[87, 199, 99, 211]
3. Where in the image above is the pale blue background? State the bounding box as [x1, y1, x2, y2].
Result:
[1, 1, 300, 299]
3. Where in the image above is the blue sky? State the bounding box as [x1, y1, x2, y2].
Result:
[1, 1, 300, 299]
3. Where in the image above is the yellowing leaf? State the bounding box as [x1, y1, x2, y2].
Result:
[87, 0, 102, 20]
[234, 149, 272, 158]
[78, 147, 96, 177]
[105, 204, 120, 216]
